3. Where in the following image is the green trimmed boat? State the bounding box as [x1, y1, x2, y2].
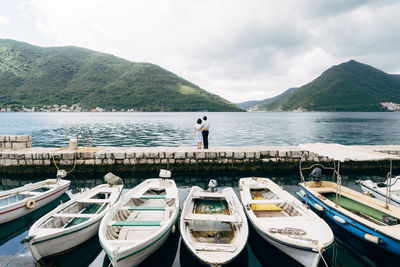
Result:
[99, 178, 179, 267]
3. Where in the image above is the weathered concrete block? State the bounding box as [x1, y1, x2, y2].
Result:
[268, 151, 278, 157]
[85, 159, 95, 165]
[245, 152, 255, 158]
[11, 142, 27, 149]
[18, 159, 26, 165]
[225, 152, 233, 157]
[146, 159, 154, 164]
[209, 152, 217, 158]
[190, 159, 196, 164]
[95, 152, 106, 159]
[174, 152, 186, 159]
[196, 152, 206, 159]
[176, 159, 185, 164]
[169, 159, 175, 164]
[218, 152, 226, 157]
[16, 136, 29, 142]
[159, 152, 166, 159]
[113, 152, 125, 160]
[154, 158, 161, 164]
[234, 152, 245, 159]
[107, 159, 115, 164]
[291, 151, 303, 158]
[126, 152, 135, 159]
[278, 151, 287, 157]
[105, 152, 113, 159]
[124, 159, 130, 165]
[162, 152, 172, 159]
[9, 136, 17, 142]
[63, 152, 75, 160]
[5, 143, 12, 149]
[255, 152, 261, 159]
[33, 159, 43, 165]
[95, 159, 102, 165]
[136, 152, 144, 159]
[26, 159, 33, 165]
[130, 159, 138, 164]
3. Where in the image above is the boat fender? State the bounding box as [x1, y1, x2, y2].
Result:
[333, 215, 346, 224]
[171, 224, 176, 234]
[364, 234, 383, 244]
[314, 203, 324, 211]
[299, 190, 306, 197]
[26, 199, 35, 209]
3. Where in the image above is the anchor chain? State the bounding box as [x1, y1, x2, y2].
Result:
[269, 227, 318, 245]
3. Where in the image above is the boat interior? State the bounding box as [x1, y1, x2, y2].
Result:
[40, 202, 106, 229]
[0, 186, 51, 206]
[248, 188, 302, 218]
[304, 181, 400, 226]
[105, 196, 176, 245]
[183, 197, 237, 246]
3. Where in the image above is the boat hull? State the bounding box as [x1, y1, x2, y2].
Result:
[107, 223, 174, 267]
[246, 211, 321, 267]
[360, 182, 400, 207]
[0, 182, 70, 224]
[298, 185, 400, 257]
[30, 218, 102, 261]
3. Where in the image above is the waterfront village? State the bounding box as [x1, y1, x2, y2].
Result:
[0, 104, 140, 112]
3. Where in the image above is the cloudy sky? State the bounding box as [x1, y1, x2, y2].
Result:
[1, 0, 400, 103]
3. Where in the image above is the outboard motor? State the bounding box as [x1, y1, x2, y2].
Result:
[310, 167, 322, 182]
[208, 179, 218, 192]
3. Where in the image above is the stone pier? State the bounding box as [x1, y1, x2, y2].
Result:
[0, 135, 400, 175]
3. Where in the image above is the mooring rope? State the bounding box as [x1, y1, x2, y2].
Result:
[2, 243, 29, 267]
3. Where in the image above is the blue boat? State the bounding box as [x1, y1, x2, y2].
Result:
[297, 143, 400, 258]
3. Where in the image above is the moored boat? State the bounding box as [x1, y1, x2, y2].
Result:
[0, 178, 70, 224]
[180, 183, 248, 267]
[240, 177, 333, 267]
[298, 143, 400, 257]
[360, 176, 400, 207]
[28, 173, 123, 261]
[99, 178, 179, 267]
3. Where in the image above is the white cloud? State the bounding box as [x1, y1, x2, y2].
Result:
[0, 16, 10, 24]
[1, 0, 399, 102]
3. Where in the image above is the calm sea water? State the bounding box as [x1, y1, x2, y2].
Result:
[0, 112, 400, 147]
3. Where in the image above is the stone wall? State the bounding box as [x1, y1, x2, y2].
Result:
[0, 135, 32, 150]
[0, 135, 400, 175]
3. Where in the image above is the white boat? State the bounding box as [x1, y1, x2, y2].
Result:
[28, 174, 123, 261]
[0, 179, 70, 224]
[360, 176, 400, 207]
[180, 185, 248, 266]
[240, 177, 333, 267]
[99, 178, 179, 267]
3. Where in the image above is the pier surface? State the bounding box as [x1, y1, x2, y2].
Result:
[1, 136, 400, 175]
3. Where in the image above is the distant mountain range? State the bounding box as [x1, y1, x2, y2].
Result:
[0, 39, 241, 111]
[239, 60, 400, 111]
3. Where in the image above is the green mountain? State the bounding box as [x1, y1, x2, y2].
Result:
[0, 39, 241, 111]
[259, 60, 400, 111]
[237, 87, 297, 110]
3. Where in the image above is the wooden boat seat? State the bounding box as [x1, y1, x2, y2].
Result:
[52, 213, 98, 218]
[139, 195, 166, 199]
[112, 221, 161, 227]
[78, 199, 110, 204]
[254, 210, 289, 217]
[192, 242, 237, 252]
[192, 191, 225, 199]
[120, 206, 167, 211]
[184, 213, 239, 223]
[311, 187, 335, 194]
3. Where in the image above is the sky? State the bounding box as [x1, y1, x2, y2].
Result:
[0, 0, 400, 103]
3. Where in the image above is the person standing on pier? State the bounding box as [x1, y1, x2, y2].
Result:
[202, 116, 210, 149]
[195, 118, 203, 149]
